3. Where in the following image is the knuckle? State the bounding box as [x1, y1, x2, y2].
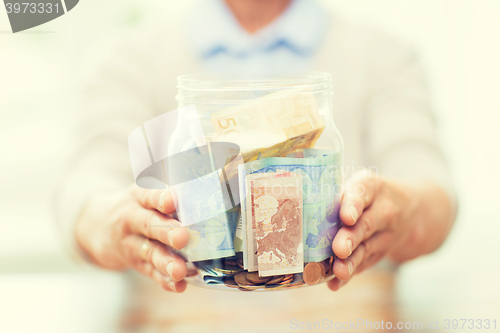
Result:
[361, 218, 372, 236]
[148, 190, 158, 207]
[157, 227, 170, 244]
[354, 183, 366, 196]
[145, 244, 155, 262]
[120, 239, 134, 256]
[160, 258, 171, 273]
[382, 201, 401, 224]
[141, 211, 155, 233]
[144, 263, 154, 277]
[117, 215, 129, 233]
[360, 242, 370, 260]
[130, 260, 141, 270]
[161, 279, 172, 291]
[345, 194, 363, 210]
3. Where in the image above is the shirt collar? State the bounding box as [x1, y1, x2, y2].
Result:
[185, 0, 329, 59]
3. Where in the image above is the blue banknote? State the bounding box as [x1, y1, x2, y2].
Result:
[238, 149, 342, 262]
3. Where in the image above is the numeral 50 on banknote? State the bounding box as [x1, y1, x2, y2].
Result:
[215, 117, 240, 139]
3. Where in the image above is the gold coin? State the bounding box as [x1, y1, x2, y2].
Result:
[246, 272, 272, 284]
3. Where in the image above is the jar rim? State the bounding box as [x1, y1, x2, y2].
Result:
[177, 71, 331, 91]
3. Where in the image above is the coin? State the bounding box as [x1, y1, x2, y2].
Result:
[304, 262, 324, 285]
[222, 258, 238, 267]
[213, 265, 243, 275]
[323, 257, 333, 276]
[327, 256, 335, 276]
[246, 272, 272, 284]
[223, 277, 239, 288]
[266, 275, 285, 284]
[237, 287, 255, 292]
[234, 272, 263, 290]
[265, 283, 289, 290]
[237, 258, 244, 269]
[286, 280, 305, 289]
[278, 277, 294, 285]
[287, 274, 304, 289]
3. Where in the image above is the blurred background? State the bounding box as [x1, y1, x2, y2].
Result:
[1, 0, 499, 332]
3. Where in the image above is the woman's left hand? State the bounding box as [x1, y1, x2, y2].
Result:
[328, 175, 415, 291]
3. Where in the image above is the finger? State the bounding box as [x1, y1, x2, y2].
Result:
[356, 253, 385, 275]
[131, 261, 187, 293]
[327, 277, 349, 292]
[354, 231, 393, 273]
[128, 207, 189, 250]
[333, 243, 366, 282]
[123, 235, 187, 281]
[339, 177, 380, 226]
[131, 186, 176, 215]
[332, 203, 387, 259]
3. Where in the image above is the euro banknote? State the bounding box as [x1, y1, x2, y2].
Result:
[250, 172, 304, 277]
[243, 170, 287, 271]
[210, 88, 325, 162]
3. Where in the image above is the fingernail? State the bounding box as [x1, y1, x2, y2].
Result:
[347, 260, 353, 276]
[169, 281, 176, 292]
[349, 205, 358, 223]
[159, 192, 166, 211]
[347, 238, 353, 256]
[167, 229, 174, 247]
[167, 261, 174, 277]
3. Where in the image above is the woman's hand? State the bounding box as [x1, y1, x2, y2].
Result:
[75, 184, 190, 293]
[328, 174, 454, 291]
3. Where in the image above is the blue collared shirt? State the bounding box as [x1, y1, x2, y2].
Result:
[184, 0, 329, 77]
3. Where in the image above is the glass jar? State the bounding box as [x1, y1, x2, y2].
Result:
[173, 72, 343, 291]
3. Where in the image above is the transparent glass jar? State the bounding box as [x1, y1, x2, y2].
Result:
[174, 72, 343, 291]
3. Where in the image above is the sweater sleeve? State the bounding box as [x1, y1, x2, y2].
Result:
[361, 33, 456, 203]
[53, 37, 160, 262]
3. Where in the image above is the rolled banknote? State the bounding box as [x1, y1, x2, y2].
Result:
[167, 142, 242, 226]
[177, 210, 239, 262]
[167, 149, 239, 262]
[239, 150, 342, 262]
[233, 213, 244, 253]
[210, 87, 325, 162]
[251, 172, 304, 277]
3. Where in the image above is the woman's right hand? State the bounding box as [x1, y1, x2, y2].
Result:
[75, 184, 190, 293]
